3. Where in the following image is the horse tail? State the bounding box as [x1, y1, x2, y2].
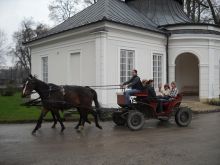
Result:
[92, 89, 100, 109]
[86, 86, 106, 121]
[85, 86, 100, 109]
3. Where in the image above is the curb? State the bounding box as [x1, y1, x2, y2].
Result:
[192, 109, 220, 114]
[1, 109, 220, 124]
[0, 117, 113, 124]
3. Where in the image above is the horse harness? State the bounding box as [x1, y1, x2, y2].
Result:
[24, 84, 97, 111]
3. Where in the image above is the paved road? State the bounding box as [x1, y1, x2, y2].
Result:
[0, 113, 220, 165]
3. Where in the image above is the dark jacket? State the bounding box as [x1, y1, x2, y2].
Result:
[145, 84, 156, 97]
[123, 75, 143, 90]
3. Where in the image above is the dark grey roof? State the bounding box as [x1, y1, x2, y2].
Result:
[126, 0, 192, 26]
[35, 0, 163, 41]
[174, 0, 183, 5]
[27, 0, 197, 44]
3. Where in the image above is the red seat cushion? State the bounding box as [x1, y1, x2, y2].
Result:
[133, 91, 148, 97]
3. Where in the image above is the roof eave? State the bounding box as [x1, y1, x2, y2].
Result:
[24, 19, 166, 46]
[159, 23, 220, 29]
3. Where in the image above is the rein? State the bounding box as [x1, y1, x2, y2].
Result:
[87, 85, 124, 91]
[88, 85, 120, 87]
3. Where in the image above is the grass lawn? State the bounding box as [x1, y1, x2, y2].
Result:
[0, 93, 54, 123]
[0, 92, 109, 123]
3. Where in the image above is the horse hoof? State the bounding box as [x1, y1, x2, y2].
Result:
[86, 121, 91, 124]
[32, 130, 36, 134]
[97, 125, 102, 129]
[51, 125, 56, 128]
[61, 127, 66, 132]
[75, 125, 79, 130]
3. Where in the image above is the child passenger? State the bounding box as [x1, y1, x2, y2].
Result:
[161, 84, 170, 96]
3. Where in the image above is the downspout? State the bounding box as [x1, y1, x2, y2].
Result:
[166, 32, 171, 84]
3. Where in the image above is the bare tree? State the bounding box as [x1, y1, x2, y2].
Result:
[35, 23, 49, 37]
[84, 0, 97, 5]
[49, 0, 79, 23]
[207, 0, 220, 24]
[184, 0, 220, 24]
[10, 19, 49, 73]
[0, 30, 6, 65]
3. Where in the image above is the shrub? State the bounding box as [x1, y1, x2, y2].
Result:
[1, 83, 16, 96]
[207, 98, 220, 106]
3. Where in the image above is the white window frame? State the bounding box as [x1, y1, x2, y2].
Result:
[153, 53, 163, 88]
[41, 56, 48, 83]
[120, 49, 135, 84]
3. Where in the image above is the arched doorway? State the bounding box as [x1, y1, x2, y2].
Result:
[175, 53, 199, 96]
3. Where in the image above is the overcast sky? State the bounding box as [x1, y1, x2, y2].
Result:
[0, 0, 54, 44]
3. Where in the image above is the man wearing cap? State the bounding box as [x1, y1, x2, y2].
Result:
[121, 69, 143, 107]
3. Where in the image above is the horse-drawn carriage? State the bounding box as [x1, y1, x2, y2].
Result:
[113, 92, 192, 131]
[22, 75, 192, 133]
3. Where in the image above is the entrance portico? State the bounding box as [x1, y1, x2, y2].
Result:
[175, 53, 199, 96]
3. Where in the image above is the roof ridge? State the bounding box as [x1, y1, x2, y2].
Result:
[126, 2, 158, 27]
[126, 0, 191, 26]
[103, 0, 109, 19]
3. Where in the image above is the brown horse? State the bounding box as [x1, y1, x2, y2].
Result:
[22, 75, 102, 134]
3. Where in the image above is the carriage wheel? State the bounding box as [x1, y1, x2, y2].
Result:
[175, 107, 192, 127]
[127, 111, 145, 131]
[112, 112, 126, 126]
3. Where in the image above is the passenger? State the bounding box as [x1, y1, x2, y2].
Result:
[161, 84, 171, 96]
[144, 79, 156, 98]
[156, 83, 163, 96]
[142, 79, 148, 88]
[144, 80, 164, 113]
[169, 81, 178, 98]
[121, 69, 143, 107]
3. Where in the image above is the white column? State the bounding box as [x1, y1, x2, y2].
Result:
[169, 64, 175, 84]
[208, 40, 215, 98]
[199, 64, 209, 100]
[95, 31, 108, 106]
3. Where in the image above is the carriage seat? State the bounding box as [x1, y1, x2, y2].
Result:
[132, 91, 148, 97]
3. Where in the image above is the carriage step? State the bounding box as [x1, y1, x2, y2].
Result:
[158, 116, 169, 120]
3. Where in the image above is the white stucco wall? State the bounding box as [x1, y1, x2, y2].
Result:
[29, 23, 167, 107]
[31, 35, 96, 86]
[99, 24, 166, 107]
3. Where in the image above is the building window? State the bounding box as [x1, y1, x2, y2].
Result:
[41, 57, 48, 82]
[120, 49, 135, 83]
[153, 53, 163, 88]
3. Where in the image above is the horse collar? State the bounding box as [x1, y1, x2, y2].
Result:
[23, 80, 29, 95]
[60, 86, 65, 96]
[48, 85, 52, 97]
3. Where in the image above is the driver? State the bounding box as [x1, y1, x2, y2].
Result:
[121, 69, 143, 107]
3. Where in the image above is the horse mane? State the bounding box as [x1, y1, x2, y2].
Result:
[31, 77, 49, 92]
[31, 76, 59, 88]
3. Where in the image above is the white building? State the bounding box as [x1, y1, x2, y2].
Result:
[26, 0, 220, 107]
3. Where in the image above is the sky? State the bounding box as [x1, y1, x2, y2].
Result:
[0, 0, 87, 66]
[0, 0, 54, 44]
[0, 0, 55, 66]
